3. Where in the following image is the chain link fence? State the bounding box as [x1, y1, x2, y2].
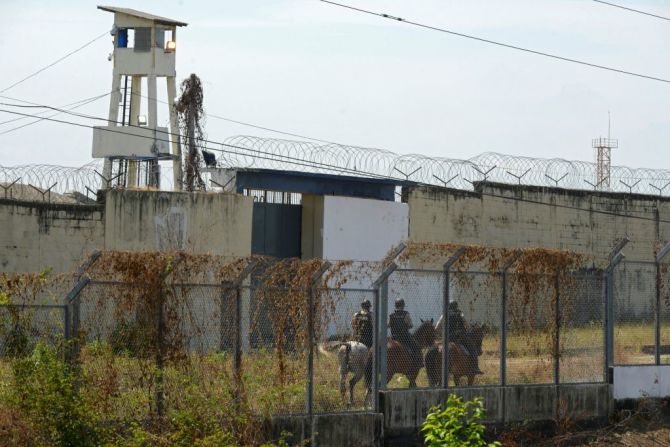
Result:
[4, 251, 670, 418]
[613, 262, 656, 365]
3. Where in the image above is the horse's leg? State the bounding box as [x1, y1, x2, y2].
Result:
[349, 370, 363, 406]
[454, 375, 461, 387]
[467, 375, 474, 386]
[339, 357, 348, 403]
[408, 371, 418, 388]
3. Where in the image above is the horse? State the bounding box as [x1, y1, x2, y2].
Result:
[424, 325, 485, 387]
[364, 319, 437, 392]
[318, 340, 369, 406]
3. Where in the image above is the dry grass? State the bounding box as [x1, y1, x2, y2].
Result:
[0, 322, 667, 420]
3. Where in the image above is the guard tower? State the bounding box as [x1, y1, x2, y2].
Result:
[93, 6, 187, 190]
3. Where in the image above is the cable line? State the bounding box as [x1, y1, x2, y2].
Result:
[0, 93, 112, 135]
[592, 0, 670, 21]
[320, 0, 670, 84]
[0, 107, 394, 181]
[2, 107, 670, 225]
[126, 91, 338, 144]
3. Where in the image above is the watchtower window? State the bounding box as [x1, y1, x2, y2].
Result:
[155, 28, 165, 50]
[134, 27, 151, 52]
[117, 28, 136, 49]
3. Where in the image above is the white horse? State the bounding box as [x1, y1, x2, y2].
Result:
[319, 340, 370, 406]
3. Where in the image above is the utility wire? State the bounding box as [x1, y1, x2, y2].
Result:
[127, 91, 337, 144]
[319, 0, 670, 84]
[0, 31, 109, 94]
[0, 107, 394, 181]
[592, 0, 670, 21]
[2, 107, 670, 225]
[0, 92, 112, 134]
[0, 99, 380, 180]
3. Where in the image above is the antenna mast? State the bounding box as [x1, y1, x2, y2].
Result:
[593, 112, 617, 190]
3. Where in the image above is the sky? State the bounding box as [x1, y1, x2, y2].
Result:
[1, 0, 670, 172]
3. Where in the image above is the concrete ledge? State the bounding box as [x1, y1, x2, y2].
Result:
[560, 383, 610, 420]
[270, 412, 383, 447]
[381, 384, 610, 439]
[504, 385, 556, 422]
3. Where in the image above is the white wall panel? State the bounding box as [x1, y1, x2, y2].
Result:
[322, 196, 408, 262]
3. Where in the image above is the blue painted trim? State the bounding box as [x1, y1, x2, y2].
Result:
[234, 168, 411, 201]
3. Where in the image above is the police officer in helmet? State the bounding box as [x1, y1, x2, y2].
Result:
[388, 298, 421, 368]
[351, 299, 374, 348]
[436, 300, 483, 374]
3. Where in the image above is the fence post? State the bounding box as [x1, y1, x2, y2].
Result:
[500, 250, 522, 387]
[442, 247, 465, 388]
[372, 261, 400, 408]
[655, 242, 670, 365]
[605, 252, 625, 375]
[64, 275, 90, 364]
[228, 260, 256, 407]
[219, 281, 231, 352]
[156, 286, 165, 419]
[554, 275, 561, 386]
[307, 261, 331, 417]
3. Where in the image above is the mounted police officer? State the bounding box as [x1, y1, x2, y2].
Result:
[388, 298, 422, 369]
[351, 299, 374, 348]
[436, 300, 483, 374]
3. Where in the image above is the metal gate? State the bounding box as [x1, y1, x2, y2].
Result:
[251, 202, 302, 258]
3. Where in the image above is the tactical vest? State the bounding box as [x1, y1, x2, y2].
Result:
[355, 313, 373, 347]
[389, 310, 410, 341]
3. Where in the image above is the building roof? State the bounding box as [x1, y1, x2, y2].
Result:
[97, 6, 188, 27]
[221, 168, 414, 201]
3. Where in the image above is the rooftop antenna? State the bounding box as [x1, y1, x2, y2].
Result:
[592, 111, 617, 190]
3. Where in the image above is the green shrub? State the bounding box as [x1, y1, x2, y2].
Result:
[421, 394, 500, 447]
[10, 343, 102, 447]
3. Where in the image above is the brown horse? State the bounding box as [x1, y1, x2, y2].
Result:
[364, 319, 436, 393]
[424, 325, 485, 387]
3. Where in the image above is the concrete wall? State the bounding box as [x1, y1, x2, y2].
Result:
[613, 365, 670, 399]
[406, 182, 670, 263]
[0, 199, 104, 273]
[1, 189, 254, 274]
[322, 195, 408, 262]
[270, 413, 383, 447]
[301, 194, 324, 259]
[381, 384, 610, 442]
[104, 189, 253, 256]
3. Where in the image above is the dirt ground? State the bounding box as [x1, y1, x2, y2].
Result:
[498, 400, 670, 447]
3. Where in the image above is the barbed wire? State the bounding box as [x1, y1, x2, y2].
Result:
[0, 162, 102, 202]
[3, 135, 670, 199]
[218, 136, 670, 196]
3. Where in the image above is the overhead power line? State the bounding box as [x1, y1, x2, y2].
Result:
[592, 0, 670, 21]
[319, 0, 670, 84]
[2, 107, 670, 225]
[0, 107, 393, 182]
[0, 31, 109, 94]
[0, 92, 112, 135]
[127, 91, 337, 144]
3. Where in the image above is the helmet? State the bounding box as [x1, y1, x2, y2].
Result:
[361, 299, 371, 309]
[395, 298, 405, 309]
[448, 300, 458, 310]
